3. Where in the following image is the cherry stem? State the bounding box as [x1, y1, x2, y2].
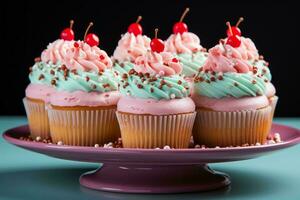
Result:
[84, 22, 94, 41]
[179, 8, 190, 22]
[154, 28, 158, 38]
[136, 16, 142, 23]
[236, 17, 244, 27]
[226, 21, 233, 35]
[70, 20, 74, 29]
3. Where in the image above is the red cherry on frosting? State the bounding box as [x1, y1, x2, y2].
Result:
[226, 35, 241, 47]
[84, 22, 99, 47]
[226, 21, 241, 47]
[85, 33, 99, 47]
[173, 8, 190, 34]
[128, 16, 143, 36]
[60, 20, 75, 41]
[226, 17, 244, 37]
[150, 28, 165, 53]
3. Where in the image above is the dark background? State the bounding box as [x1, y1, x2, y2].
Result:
[1, 0, 299, 116]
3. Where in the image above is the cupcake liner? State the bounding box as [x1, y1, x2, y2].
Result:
[116, 112, 196, 148]
[193, 106, 272, 147]
[23, 97, 50, 139]
[270, 96, 278, 119]
[48, 106, 120, 146]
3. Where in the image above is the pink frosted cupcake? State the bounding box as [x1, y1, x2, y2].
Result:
[45, 22, 121, 146]
[24, 20, 76, 139]
[116, 29, 196, 148]
[192, 32, 273, 147]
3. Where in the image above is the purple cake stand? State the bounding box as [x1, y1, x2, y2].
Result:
[3, 123, 300, 193]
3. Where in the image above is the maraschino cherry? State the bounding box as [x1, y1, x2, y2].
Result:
[84, 22, 99, 47]
[226, 22, 241, 48]
[60, 20, 75, 41]
[150, 28, 165, 53]
[173, 8, 190, 34]
[128, 16, 143, 36]
[226, 17, 244, 37]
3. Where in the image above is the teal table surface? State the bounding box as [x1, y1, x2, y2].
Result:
[0, 116, 300, 200]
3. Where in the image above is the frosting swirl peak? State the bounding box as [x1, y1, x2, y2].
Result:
[134, 51, 182, 76]
[165, 32, 202, 54]
[41, 39, 112, 72]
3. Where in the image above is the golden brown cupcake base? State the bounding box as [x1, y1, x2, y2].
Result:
[193, 106, 272, 147]
[116, 111, 196, 149]
[23, 97, 50, 139]
[48, 105, 120, 146]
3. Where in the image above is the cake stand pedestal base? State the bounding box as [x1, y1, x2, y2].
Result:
[79, 164, 230, 193]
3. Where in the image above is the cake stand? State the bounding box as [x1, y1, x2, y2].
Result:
[3, 123, 300, 193]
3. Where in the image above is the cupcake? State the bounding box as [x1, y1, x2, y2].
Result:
[45, 22, 121, 146]
[24, 59, 59, 139]
[23, 19, 76, 139]
[224, 18, 278, 118]
[112, 16, 151, 74]
[116, 29, 196, 148]
[165, 8, 208, 79]
[192, 29, 273, 147]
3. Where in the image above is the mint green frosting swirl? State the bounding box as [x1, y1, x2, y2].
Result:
[29, 61, 60, 85]
[194, 72, 266, 99]
[54, 68, 118, 93]
[251, 59, 271, 81]
[119, 71, 190, 100]
[113, 61, 134, 76]
[177, 51, 208, 77]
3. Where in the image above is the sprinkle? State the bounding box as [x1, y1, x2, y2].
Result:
[86, 76, 90, 82]
[182, 88, 187, 93]
[259, 55, 264, 60]
[210, 77, 216, 82]
[73, 42, 79, 48]
[50, 79, 56, 86]
[170, 94, 176, 99]
[34, 57, 41, 62]
[145, 73, 150, 78]
[57, 141, 63, 145]
[178, 80, 182, 85]
[194, 144, 201, 148]
[155, 147, 160, 150]
[217, 75, 223, 80]
[92, 84, 97, 89]
[122, 73, 128, 79]
[211, 71, 216, 75]
[38, 74, 45, 80]
[128, 69, 137, 75]
[204, 69, 209, 73]
[35, 136, 41, 142]
[94, 144, 100, 148]
[206, 79, 211, 83]
[234, 82, 239, 87]
[262, 68, 267, 74]
[252, 80, 257, 84]
[264, 79, 268, 83]
[71, 69, 78, 75]
[171, 58, 179, 63]
[99, 55, 105, 60]
[253, 69, 258, 74]
[160, 79, 166, 85]
[255, 142, 261, 146]
[159, 71, 165, 76]
[103, 83, 110, 88]
[150, 88, 154, 93]
[163, 145, 171, 149]
[137, 84, 143, 89]
[105, 93, 110, 97]
[50, 69, 55, 75]
[61, 65, 67, 71]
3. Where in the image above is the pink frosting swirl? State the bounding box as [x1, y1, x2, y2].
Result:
[41, 39, 112, 72]
[165, 32, 203, 54]
[224, 36, 259, 60]
[134, 51, 182, 76]
[113, 32, 151, 63]
[202, 44, 253, 73]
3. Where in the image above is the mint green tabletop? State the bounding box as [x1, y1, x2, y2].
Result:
[0, 116, 300, 200]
